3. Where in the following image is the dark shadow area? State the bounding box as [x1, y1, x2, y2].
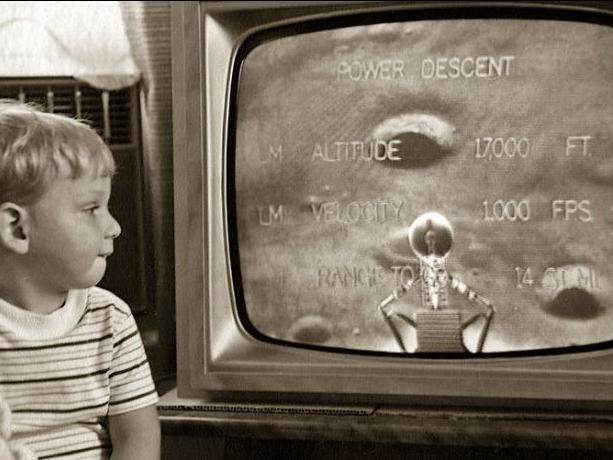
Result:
[218, 438, 613, 460]
[380, 132, 452, 169]
[543, 287, 603, 319]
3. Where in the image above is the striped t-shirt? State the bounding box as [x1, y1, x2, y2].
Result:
[0, 287, 159, 459]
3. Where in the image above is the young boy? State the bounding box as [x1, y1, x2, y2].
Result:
[0, 101, 160, 459]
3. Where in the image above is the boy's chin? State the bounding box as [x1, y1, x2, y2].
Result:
[73, 261, 107, 289]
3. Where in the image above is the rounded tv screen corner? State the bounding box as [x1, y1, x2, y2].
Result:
[232, 18, 613, 355]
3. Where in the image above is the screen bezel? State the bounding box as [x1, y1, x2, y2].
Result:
[173, 1, 613, 406]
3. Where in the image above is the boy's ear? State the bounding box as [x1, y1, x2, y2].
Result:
[0, 202, 29, 254]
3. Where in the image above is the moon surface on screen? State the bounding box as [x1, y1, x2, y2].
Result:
[235, 20, 613, 354]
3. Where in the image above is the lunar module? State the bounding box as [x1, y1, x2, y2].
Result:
[378, 212, 495, 353]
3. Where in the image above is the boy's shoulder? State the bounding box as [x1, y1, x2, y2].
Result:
[86, 286, 133, 318]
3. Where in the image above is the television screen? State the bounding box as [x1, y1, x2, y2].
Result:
[172, 1, 613, 405]
[232, 18, 613, 355]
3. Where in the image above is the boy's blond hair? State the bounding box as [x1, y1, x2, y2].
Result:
[0, 100, 116, 205]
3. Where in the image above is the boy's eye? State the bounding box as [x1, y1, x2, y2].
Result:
[84, 206, 100, 215]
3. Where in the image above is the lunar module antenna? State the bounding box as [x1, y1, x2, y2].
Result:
[378, 212, 495, 353]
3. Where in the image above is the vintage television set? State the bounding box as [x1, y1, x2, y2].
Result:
[171, 0, 613, 415]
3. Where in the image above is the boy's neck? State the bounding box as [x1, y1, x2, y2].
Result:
[0, 277, 68, 315]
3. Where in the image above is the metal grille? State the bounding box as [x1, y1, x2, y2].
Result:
[0, 80, 134, 146]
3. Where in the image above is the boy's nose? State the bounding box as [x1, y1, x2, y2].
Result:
[106, 212, 122, 239]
